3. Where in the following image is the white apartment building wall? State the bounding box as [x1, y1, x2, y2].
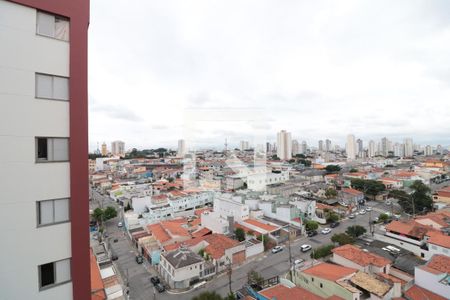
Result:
[0, 2, 73, 299]
[111, 140, 125, 156]
[201, 211, 230, 234]
[277, 130, 292, 160]
[214, 194, 249, 222]
[346, 134, 357, 160]
[368, 140, 376, 158]
[415, 265, 450, 299]
[177, 139, 186, 157]
[404, 138, 413, 157]
[247, 171, 289, 192]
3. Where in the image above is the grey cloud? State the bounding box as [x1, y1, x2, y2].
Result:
[90, 103, 143, 122]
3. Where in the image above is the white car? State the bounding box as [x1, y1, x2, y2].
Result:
[271, 245, 283, 253]
[300, 244, 312, 252]
[294, 258, 305, 265]
[117, 222, 123, 227]
[321, 228, 332, 234]
[366, 207, 372, 212]
[359, 209, 366, 215]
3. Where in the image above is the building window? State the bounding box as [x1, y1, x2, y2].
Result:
[37, 198, 70, 226]
[36, 11, 70, 41]
[38, 258, 71, 290]
[36, 138, 69, 162]
[36, 73, 69, 101]
[320, 283, 323, 288]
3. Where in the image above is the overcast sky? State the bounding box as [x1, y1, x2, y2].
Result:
[88, 0, 450, 151]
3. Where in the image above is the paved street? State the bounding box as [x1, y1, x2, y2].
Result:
[91, 190, 385, 300]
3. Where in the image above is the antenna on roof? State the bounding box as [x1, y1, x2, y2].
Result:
[225, 138, 228, 152]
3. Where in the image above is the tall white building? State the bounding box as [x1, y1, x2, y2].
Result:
[381, 137, 390, 157]
[404, 138, 414, 158]
[368, 140, 376, 158]
[346, 134, 357, 160]
[276, 130, 292, 160]
[239, 140, 249, 151]
[292, 139, 300, 156]
[425, 145, 433, 156]
[325, 139, 331, 152]
[394, 143, 404, 157]
[0, 1, 90, 299]
[301, 141, 308, 154]
[318, 140, 324, 152]
[111, 140, 125, 157]
[177, 139, 186, 157]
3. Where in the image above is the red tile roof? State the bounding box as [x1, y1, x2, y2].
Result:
[303, 263, 357, 281]
[332, 244, 391, 267]
[148, 223, 171, 243]
[160, 219, 190, 237]
[244, 219, 278, 232]
[342, 188, 364, 196]
[405, 285, 447, 300]
[426, 231, 450, 248]
[234, 223, 262, 237]
[191, 227, 212, 238]
[425, 254, 450, 274]
[204, 234, 240, 260]
[90, 249, 106, 300]
[259, 283, 338, 300]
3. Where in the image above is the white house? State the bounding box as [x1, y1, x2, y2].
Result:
[414, 254, 450, 299]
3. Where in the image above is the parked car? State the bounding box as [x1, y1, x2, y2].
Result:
[155, 283, 165, 293]
[348, 214, 356, 219]
[271, 246, 283, 253]
[117, 222, 123, 227]
[306, 230, 318, 237]
[330, 221, 340, 228]
[366, 207, 372, 212]
[294, 258, 305, 265]
[300, 244, 312, 252]
[111, 253, 118, 261]
[135, 255, 144, 264]
[150, 276, 160, 285]
[321, 228, 332, 234]
[359, 209, 366, 215]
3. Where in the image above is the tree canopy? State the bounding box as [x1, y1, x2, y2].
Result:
[235, 228, 246, 242]
[331, 233, 355, 246]
[325, 188, 338, 199]
[325, 165, 341, 173]
[351, 179, 386, 196]
[305, 220, 319, 231]
[103, 206, 117, 220]
[326, 211, 340, 223]
[346, 225, 367, 238]
[311, 244, 335, 259]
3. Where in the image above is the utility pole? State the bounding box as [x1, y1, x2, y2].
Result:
[287, 226, 293, 280]
[226, 257, 232, 295]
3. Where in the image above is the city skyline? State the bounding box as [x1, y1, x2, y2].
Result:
[88, 0, 450, 150]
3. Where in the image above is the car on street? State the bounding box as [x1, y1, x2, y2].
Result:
[271, 245, 283, 253]
[300, 244, 312, 252]
[135, 255, 144, 264]
[111, 253, 118, 261]
[359, 209, 366, 215]
[366, 207, 372, 212]
[330, 221, 340, 228]
[306, 230, 318, 237]
[155, 283, 165, 293]
[321, 228, 332, 234]
[117, 222, 123, 227]
[348, 214, 356, 219]
[150, 276, 160, 285]
[294, 258, 305, 265]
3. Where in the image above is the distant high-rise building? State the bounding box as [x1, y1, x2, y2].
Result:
[356, 139, 363, 157]
[381, 137, 389, 157]
[111, 140, 125, 157]
[325, 139, 331, 152]
[436, 145, 443, 155]
[368, 140, 376, 158]
[394, 143, 404, 157]
[346, 134, 357, 160]
[277, 130, 292, 160]
[292, 139, 299, 156]
[101, 142, 108, 156]
[425, 145, 433, 156]
[239, 141, 249, 151]
[318, 140, 324, 152]
[0, 0, 90, 298]
[301, 141, 308, 154]
[266, 142, 273, 153]
[404, 138, 414, 158]
[177, 139, 186, 157]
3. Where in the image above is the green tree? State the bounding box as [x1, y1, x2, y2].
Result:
[310, 244, 335, 259]
[235, 228, 246, 242]
[331, 233, 355, 246]
[326, 212, 340, 223]
[410, 180, 433, 215]
[351, 179, 385, 198]
[247, 269, 264, 286]
[299, 159, 312, 167]
[346, 225, 367, 238]
[325, 165, 341, 173]
[198, 248, 205, 257]
[167, 177, 175, 183]
[295, 154, 306, 159]
[305, 220, 319, 232]
[349, 168, 358, 173]
[378, 213, 389, 223]
[325, 188, 338, 199]
[92, 208, 104, 225]
[191, 291, 223, 300]
[103, 206, 117, 220]
[271, 155, 280, 160]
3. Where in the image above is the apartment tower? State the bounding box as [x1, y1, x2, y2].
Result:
[0, 0, 90, 299]
[276, 130, 292, 160]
